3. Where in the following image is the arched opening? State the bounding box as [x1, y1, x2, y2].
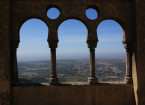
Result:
[17, 18, 50, 84]
[57, 19, 89, 84]
[85, 7, 98, 20]
[96, 19, 126, 83]
[47, 7, 61, 20]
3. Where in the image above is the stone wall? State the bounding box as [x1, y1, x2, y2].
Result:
[0, 1, 11, 105]
[13, 85, 134, 105]
[135, 0, 145, 105]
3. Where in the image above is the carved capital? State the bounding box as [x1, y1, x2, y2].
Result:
[87, 32, 98, 48]
[47, 39, 58, 49]
[87, 39, 98, 48]
[123, 40, 132, 53]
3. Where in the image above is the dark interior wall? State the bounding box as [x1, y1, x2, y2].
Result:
[13, 85, 134, 105]
[135, 0, 145, 105]
[0, 1, 11, 105]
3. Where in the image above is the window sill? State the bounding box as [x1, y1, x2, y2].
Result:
[12, 81, 129, 87]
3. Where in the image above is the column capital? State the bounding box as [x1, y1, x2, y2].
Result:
[47, 39, 58, 49]
[87, 39, 98, 48]
[123, 40, 133, 53]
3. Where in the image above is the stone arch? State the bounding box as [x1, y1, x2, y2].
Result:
[56, 18, 89, 83]
[96, 19, 127, 83]
[17, 18, 50, 84]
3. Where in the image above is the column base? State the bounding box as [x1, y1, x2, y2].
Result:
[50, 77, 60, 85]
[88, 77, 98, 85]
[125, 76, 133, 84]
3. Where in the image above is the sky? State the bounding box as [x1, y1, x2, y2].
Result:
[17, 8, 126, 61]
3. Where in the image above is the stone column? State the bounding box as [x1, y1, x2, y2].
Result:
[87, 34, 98, 85]
[50, 47, 59, 85]
[123, 41, 133, 84]
[48, 29, 59, 85]
[88, 47, 98, 84]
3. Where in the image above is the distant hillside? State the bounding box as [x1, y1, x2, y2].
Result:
[18, 58, 126, 84]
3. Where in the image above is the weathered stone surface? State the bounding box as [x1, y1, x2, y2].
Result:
[135, 1, 145, 105]
[0, 80, 10, 105]
[0, 1, 11, 105]
[13, 85, 134, 105]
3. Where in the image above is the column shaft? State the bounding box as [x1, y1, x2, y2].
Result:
[50, 48, 59, 85]
[89, 48, 98, 84]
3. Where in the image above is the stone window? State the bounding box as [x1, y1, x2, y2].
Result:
[57, 19, 89, 84]
[12, 4, 133, 85]
[96, 19, 126, 83]
[17, 18, 50, 85]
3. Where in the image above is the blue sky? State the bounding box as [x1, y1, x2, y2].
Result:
[17, 9, 125, 61]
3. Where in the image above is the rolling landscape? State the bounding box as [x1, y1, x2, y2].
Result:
[18, 58, 126, 84]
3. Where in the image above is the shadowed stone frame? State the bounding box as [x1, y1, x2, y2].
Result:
[10, 0, 135, 85]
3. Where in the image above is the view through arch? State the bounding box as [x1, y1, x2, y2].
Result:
[57, 19, 89, 84]
[96, 19, 126, 83]
[17, 18, 50, 84]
